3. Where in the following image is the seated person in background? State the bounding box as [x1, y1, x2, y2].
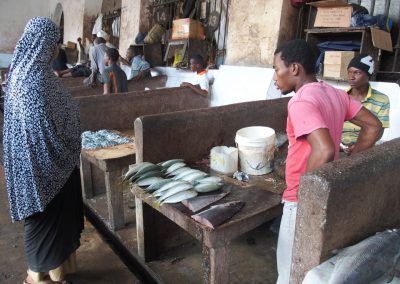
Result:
[97, 30, 116, 49]
[87, 34, 96, 64]
[56, 64, 91, 78]
[55, 38, 91, 78]
[77, 37, 87, 63]
[52, 40, 68, 74]
[180, 54, 209, 97]
[102, 48, 128, 94]
[85, 36, 108, 87]
[120, 45, 150, 80]
[341, 54, 390, 154]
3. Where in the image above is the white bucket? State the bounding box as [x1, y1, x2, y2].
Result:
[210, 146, 238, 175]
[235, 126, 276, 175]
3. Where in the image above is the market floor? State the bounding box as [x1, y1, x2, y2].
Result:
[0, 146, 140, 284]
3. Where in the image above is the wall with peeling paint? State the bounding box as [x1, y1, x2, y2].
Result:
[225, 0, 298, 66]
[0, 0, 49, 53]
[49, 0, 85, 45]
[119, 0, 141, 55]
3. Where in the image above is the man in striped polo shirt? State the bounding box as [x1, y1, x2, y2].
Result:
[341, 54, 390, 154]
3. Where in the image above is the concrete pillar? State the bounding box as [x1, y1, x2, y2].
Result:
[225, 0, 298, 66]
[119, 0, 141, 54]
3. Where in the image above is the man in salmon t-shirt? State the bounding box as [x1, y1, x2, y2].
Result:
[272, 40, 382, 284]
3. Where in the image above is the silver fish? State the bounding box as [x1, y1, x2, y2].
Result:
[193, 182, 223, 193]
[123, 162, 154, 181]
[329, 229, 400, 284]
[129, 164, 160, 182]
[180, 172, 208, 183]
[165, 162, 186, 175]
[167, 166, 191, 177]
[172, 169, 204, 180]
[195, 176, 223, 184]
[158, 183, 194, 202]
[137, 177, 164, 187]
[134, 170, 162, 182]
[158, 159, 185, 168]
[152, 180, 189, 197]
[145, 178, 171, 192]
[161, 190, 198, 204]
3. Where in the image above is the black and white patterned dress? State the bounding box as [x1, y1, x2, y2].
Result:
[3, 17, 81, 222]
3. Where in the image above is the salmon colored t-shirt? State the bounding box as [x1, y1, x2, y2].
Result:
[283, 81, 362, 202]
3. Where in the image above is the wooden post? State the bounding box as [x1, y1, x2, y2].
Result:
[105, 170, 125, 230]
[136, 196, 160, 261]
[202, 244, 230, 284]
[80, 155, 94, 199]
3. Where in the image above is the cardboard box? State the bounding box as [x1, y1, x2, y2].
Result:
[66, 41, 77, 49]
[172, 18, 205, 40]
[371, 27, 393, 52]
[323, 51, 356, 80]
[308, 0, 352, 28]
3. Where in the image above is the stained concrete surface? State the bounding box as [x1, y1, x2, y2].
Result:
[0, 117, 140, 284]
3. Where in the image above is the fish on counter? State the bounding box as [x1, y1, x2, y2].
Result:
[329, 229, 400, 284]
[182, 192, 229, 213]
[123, 162, 160, 182]
[162, 190, 198, 204]
[191, 201, 245, 229]
[129, 159, 226, 205]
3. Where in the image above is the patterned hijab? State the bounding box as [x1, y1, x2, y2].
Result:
[3, 17, 81, 221]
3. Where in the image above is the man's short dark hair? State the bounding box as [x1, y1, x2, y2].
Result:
[274, 40, 316, 75]
[94, 37, 106, 45]
[106, 48, 119, 62]
[191, 54, 206, 69]
[129, 45, 143, 56]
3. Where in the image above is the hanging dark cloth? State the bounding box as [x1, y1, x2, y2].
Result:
[24, 168, 84, 272]
[183, 0, 197, 18]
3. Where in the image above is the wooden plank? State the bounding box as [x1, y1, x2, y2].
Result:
[132, 183, 283, 247]
[202, 244, 230, 284]
[136, 196, 160, 261]
[81, 142, 135, 172]
[305, 27, 367, 33]
[105, 170, 125, 230]
[80, 155, 94, 199]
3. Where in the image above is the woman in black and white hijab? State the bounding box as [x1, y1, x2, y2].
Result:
[3, 17, 83, 284]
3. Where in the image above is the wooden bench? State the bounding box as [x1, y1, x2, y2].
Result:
[77, 86, 209, 132]
[79, 87, 210, 231]
[68, 75, 167, 97]
[133, 98, 290, 283]
[133, 178, 283, 284]
[81, 139, 135, 230]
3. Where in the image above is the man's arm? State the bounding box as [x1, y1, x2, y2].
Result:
[180, 82, 208, 97]
[347, 107, 382, 155]
[77, 37, 84, 51]
[306, 128, 335, 172]
[119, 56, 131, 66]
[102, 71, 110, 94]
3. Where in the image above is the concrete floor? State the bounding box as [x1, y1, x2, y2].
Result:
[0, 115, 140, 284]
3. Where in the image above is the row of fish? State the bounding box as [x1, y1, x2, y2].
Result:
[125, 159, 246, 229]
[124, 159, 224, 204]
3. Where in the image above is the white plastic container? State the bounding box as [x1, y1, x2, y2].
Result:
[235, 126, 276, 175]
[210, 146, 238, 175]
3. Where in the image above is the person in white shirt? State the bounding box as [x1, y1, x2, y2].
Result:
[180, 54, 209, 96]
[97, 30, 116, 49]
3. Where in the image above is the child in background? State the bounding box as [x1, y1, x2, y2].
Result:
[180, 54, 209, 97]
